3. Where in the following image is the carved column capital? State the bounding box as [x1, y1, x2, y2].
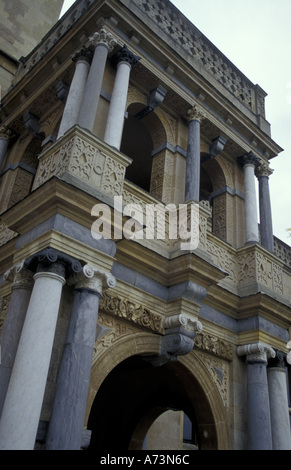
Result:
[4, 262, 34, 289]
[256, 161, 274, 178]
[0, 126, 16, 141]
[237, 151, 261, 168]
[237, 342, 276, 364]
[72, 45, 93, 64]
[23, 247, 83, 279]
[68, 264, 116, 296]
[185, 105, 205, 123]
[89, 27, 117, 52]
[163, 313, 203, 334]
[112, 44, 140, 69]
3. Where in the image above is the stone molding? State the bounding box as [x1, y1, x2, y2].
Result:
[237, 342, 276, 363]
[68, 264, 116, 296]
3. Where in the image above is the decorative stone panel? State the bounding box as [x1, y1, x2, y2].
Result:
[32, 126, 132, 197]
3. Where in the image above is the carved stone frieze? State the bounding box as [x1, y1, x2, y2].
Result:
[93, 313, 138, 360]
[32, 128, 129, 197]
[99, 290, 163, 333]
[194, 331, 233, 361]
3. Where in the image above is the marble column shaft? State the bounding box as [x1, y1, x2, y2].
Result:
[185, 106, 204, 203]
[104, 45, 140, 150]
[238, 342, 275, 450]
[57, 47, 92, 138]
[0, 248, 82, 450]
[46, 265, 116, 450]
[77, 28, 117, 132]
[238, 152, 260, 244]
[0, 264, 34, 418]
[268, 352, 291, 450]
[256, 162, 274, 252]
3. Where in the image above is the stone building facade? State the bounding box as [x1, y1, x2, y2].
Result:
[0, 0, 65, 97]
[0, 0, 291, 451]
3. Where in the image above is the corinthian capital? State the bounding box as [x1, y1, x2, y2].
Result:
[68, 264, 116, 296]
[255, 161, 274, 178]
[237, 342, 276, 363]
[185, 105, 205, 123]
[237, 151, 260, 168]
[0, 126, 16, 141]
[89, 27, 117, 52]
[112, 44, 140, 69]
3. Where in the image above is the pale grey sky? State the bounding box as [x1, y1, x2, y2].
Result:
[60, 0, 291, 245]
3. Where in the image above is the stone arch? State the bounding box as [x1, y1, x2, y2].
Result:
[201, 157, 235, 245]
[86, 330, 229, 450]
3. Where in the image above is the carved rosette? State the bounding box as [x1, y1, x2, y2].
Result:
[68, 264, 116, 296]
[185, 105, 205, 123]
[89, 27, 117, 52]
[237, 342, 276, 364]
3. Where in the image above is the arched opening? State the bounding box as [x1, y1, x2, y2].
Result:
[87, 355, 219, 451]
[120, 106, 154, 192]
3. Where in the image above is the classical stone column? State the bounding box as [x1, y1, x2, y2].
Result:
[57, 47, 93, 138]
[238, 342, 275, 450]
[104, 45, 140, 149]
[268, 351, 291, 450]
[256, 162, 274, 252]
[46, 265, 116, 450]
[0, 248, 82, 450]
[77, 27, 117, 132]
[237, 152, 260, 244]
[0, 263, 34, 417]
[0, 126, 15, 171]
[184, 106, 205, 203]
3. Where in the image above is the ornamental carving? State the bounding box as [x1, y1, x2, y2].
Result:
[195, 351, 229, 407]
[99, 290, 163, 333]
[195, 331, 233, 361]
[0, 294, 11, 332]
[0, 221, 18, 247]
[32, 131, 128, 197]
[89, 27, 117, 52]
